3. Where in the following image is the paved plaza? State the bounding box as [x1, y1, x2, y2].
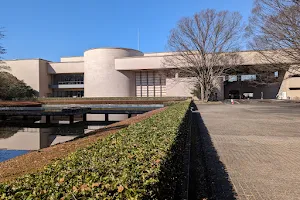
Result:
[196, 103, 300, 200]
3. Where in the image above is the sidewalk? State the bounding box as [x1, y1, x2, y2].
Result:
[195, 103, 300, 200]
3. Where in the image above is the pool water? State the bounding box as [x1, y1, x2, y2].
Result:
[0, 116, 114, 162]
[0, 150, 29, 162]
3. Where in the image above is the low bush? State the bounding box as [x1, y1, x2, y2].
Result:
[0, 101, 191, 199]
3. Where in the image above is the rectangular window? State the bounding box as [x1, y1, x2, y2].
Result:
[52, 90, 84, 97]
[241, 75, 256, 81]
[52, 74, 84, 85]
[135, 71, 166, 97]
[243, 93, 254, 98]
[228, 75, 237, 82]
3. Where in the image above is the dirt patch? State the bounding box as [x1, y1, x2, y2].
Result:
[0, 107, 166, 183]
[0, 101, 42, 107]
[40, 99, 176, 105]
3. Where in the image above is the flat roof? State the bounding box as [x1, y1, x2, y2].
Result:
[1, 58, 51, 62]
[84, 47, 143, 54]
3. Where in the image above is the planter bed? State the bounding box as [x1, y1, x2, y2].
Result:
[40, 100, 184, 105]
[0, 101, 191, 199]
[38, 97, 189, 105]
[0, 101, 42, 107]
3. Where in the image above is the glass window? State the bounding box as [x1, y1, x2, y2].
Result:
[228, 75, 238, 82]
[52, 74, 84, 85]
[241, 75, 256, 81]
[243, 93, 254, 98]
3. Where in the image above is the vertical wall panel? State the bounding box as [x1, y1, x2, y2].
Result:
[161, 74, 166, 97]
[136, 70, 165, 97]
[148, 71, 154, 97]
[135, 72, 141, 97]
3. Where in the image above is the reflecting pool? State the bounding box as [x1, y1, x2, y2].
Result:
[0, 115, 116, 162]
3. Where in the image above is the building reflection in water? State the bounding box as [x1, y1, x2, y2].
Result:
[0, 115, 116, 162]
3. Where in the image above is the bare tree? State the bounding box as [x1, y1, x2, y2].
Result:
[163, 9, 244, 102]
[246, 0, 300, 77]
[0, 28, 8, 71]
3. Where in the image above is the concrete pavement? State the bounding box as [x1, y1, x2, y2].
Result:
[196, 103, 300, 200]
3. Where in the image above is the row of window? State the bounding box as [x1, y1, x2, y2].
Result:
[227, 75, 257, 82]
[227, 72, 279, 82]
[52, 90, 84, 97]
[135, 71, 166, 97]
[52, 74, 84, 85]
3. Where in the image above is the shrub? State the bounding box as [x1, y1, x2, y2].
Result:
[0, 72, 36, 100]
[0, 101, 191, 199]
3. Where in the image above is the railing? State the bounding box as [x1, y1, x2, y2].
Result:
[49, 82, 84, 89]
[56, 81, 84, 85]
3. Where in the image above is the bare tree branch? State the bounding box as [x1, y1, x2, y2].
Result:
[0, 28, 9, 71]
[246, 0, 300, 80]
[163, 9, 244, 101]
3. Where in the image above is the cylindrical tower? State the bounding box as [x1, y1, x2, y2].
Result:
[84, 47, 143, 97]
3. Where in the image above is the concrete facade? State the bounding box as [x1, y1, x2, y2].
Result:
[1, 47, 300, 99]
[84, 48, 142, 97]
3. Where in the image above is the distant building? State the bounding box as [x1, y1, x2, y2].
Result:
[2, 47, 300, 100]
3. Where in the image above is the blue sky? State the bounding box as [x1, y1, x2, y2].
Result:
[1, 0, 254, 62]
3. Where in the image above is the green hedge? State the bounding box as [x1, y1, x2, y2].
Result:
[38, 97, 189, 101]
[0, 101, 191, 199]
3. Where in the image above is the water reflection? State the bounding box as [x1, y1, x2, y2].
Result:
[0, 115, 117, 162]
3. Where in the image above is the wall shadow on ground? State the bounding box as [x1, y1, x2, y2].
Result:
[194, 106, 236, 200]
[141, 102, 236, 199]
[188, 109, 209, 199]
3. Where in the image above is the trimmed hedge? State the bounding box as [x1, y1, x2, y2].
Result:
[0, 101, 191, 199]
[38, 97, 188, 101]
[38, 97, 190, 105]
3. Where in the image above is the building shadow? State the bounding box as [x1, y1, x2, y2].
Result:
[194, 108, 236, 200]
[188, 111, 209, 200]
[140, 102, 235, 200]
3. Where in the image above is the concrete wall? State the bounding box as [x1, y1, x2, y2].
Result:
[39, 60, 51, 97]
[115, 56, 164, 70]
[60, 56, 84, 62]
[214, 77, 225, 100]
[84, 48, 143, 97]
[166, 77, 194, 97]
[165, 76, 224, 100]
[48, 62, 84, 74]
[278, 69, 300, 100]
[115, 50, 296, 71]
[3, 59, 41, 95]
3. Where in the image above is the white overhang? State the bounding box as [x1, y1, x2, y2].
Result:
[48, 62, 84, 74]
[115, 50, 298, 71]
